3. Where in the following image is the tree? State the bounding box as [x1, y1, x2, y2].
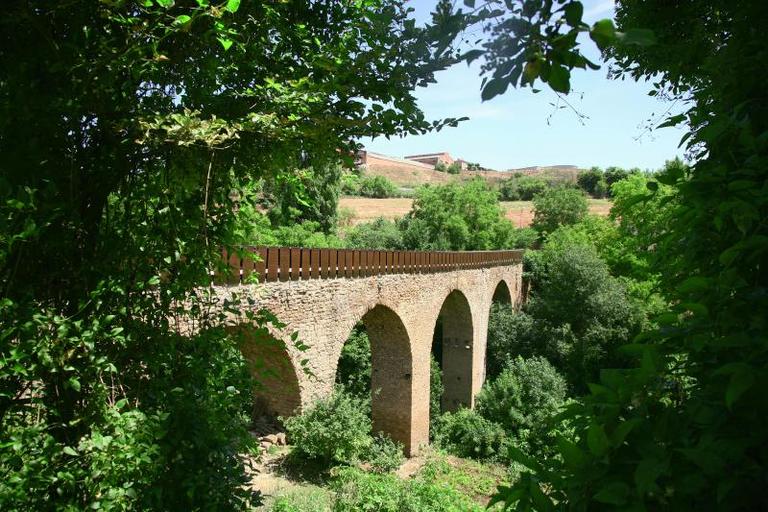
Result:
[0, 2, 461, 508]
[400, 179, 518, 250]
[531, 188, 588, 235]
[576, 167, 607, 198]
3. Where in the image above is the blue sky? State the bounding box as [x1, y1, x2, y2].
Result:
[360, 0, 685, 171]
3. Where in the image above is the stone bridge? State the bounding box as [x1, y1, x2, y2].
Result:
[216, 247, 524, 455]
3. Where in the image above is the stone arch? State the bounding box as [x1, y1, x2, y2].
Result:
[491, 279, 513, 305]
[234, 325, 302, 420]
[360, 305, 414, 451]
[433, 289, 474, 413]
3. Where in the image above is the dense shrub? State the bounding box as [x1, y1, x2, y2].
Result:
[433, 408, 507, 461]
[358, 175, 398, 198]
[531, 188, 589, 235]
[343, 217, 403, 250]
[332, 467, 482, 512]
[446, 162, 462, 174]
[282, 390, 372, 467]
[363, 434, 405, 474]
[340, 173, 361, 195]
[476, 356, 567, 436]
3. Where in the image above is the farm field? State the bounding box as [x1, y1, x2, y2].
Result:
[339, 196, 613, 228]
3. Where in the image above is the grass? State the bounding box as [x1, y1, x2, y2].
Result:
[415, 450, 512, 506]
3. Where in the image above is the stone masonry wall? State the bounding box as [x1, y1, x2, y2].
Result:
[213, 263, 523, 455]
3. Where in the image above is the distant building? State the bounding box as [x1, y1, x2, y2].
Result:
[404, 152, 455, 168]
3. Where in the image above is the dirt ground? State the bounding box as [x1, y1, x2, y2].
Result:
[339, 197, 613, 228]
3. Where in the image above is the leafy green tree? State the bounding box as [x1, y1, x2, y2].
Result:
[498, 175, 550, 201]
[0, 1, 462, 508]
[531, 188, 589, 235]
[576, 167, 606, 198]
[400, 179, 518, 250]
[263, 162, 343, 233]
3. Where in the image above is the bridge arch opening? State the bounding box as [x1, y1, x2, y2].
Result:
[491, 279, 512, 305]
[335, 306, 414, 451]
[431, 290, 474, 415]
[234, 326, 302, 424]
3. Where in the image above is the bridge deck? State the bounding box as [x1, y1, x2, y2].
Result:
[218, 247, 524, 284]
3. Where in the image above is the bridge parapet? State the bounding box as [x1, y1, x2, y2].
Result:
[218, 247, 524, 284]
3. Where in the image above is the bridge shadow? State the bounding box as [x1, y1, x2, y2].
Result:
[232, 325, 302, 430]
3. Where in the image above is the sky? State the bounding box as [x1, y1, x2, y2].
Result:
[360, 0, 685, 171]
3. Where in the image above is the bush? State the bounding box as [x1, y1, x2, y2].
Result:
[476, 356, 567, 437]
[434, 161, 448, 172]
[343, 217, 403, 250]
[531, 188, 588, 235]
[363, 434, 405, 474]
[340, 173, 361, 195]
[433, 408, 507, 461]
[446, 162, 462, 174]
[358, 175, 398, 198]
[332, 467, 482, 512]
[508, 227, 538, 249]
[282, 389, 372, 467]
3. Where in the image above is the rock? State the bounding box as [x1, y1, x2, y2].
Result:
[275, 433, 287, 446]
[263, 434, 279, 445]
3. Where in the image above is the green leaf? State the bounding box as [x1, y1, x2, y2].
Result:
[589, 19, 616, 49]
[173, 15, 192, 26]
[63, 446, 78, 456]
[548, 64, 570, 94]
[462, 49, 484, 64]
[726, 369, 754, 408]
[217, 37, 233, 51]
[618, 28, 656, 46]
[156, 0, 174, 7]
[587, 422, 610, 457]
[557, 436, 587, 469]
[563, 2, 584, 27]
[481, 77, 509, 101]
[646, 181, 658, 192]
[68, 377, 81, 392]
[676, 276, 711, 294]
[463, 0, 476, 7]
[593, 481, 629, 505]
[635, 458, 664, 493]
[225, 0, 240, 13]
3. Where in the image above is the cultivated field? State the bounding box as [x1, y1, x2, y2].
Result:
[339, 197, 613, 228]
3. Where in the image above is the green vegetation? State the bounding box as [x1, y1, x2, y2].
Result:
[401, 179, 522, 250]
[531, 188, 589, 236]
[283, 390, 373, 469]
[358, 175, 400, 199]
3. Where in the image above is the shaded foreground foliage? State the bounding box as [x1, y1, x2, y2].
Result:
[453, 0, 768, 509]
[0, 1, 462, 509]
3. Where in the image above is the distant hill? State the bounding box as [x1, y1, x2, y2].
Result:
[357, 150, 583, 188]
